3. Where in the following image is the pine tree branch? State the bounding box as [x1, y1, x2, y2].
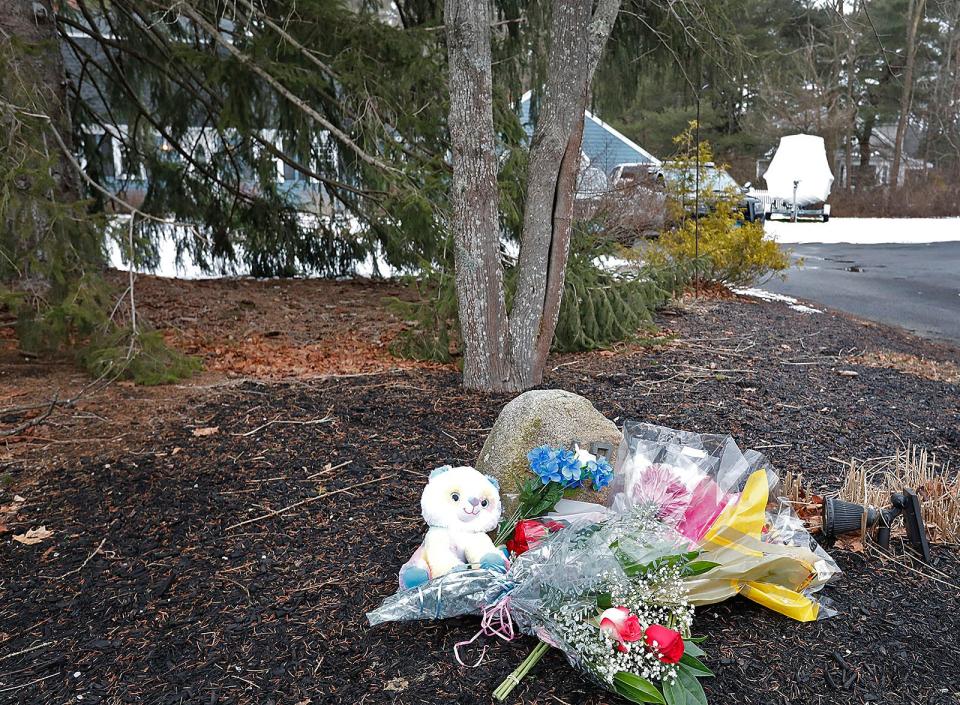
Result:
[70, 4, 378, 200]
[251, 136, 382, 199]
[231, 0, 340, 83]
[70, 1, 255, 205]
[0, 99, 170, 224]
[173, 2, 399, 175]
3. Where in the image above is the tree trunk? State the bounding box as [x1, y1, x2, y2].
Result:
[1, 0, 84, 285]
[0, 0, 80, 205]
[857, 113, 875, 187]
[444, 0, 512, 391]
[842, 0, 859, 191]
[508, 0, 593, 388]
[891, 0, 926, 188]
[508, 0, 620, 389]
[446, 0, 620, 392]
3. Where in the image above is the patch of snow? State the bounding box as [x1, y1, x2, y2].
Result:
[107, 226, 228, 280]
[107, 214, 405, 280]
[352, 252, 405, 279]
[766, 217, 960, 245]
[788, 303, 824, 314]
[732, 287, 822, 314]
[592, 255, 637, 272]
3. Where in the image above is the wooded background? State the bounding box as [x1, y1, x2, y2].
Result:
[2, 0, 958, 389]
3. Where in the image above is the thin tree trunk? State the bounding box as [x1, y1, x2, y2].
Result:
[445, 0, 620, 392]
[858, 113, 875, 187]
[445, 0, 512, 391]
[508, 0, 593, 388]
[843, 0, 859, 190]
[509, 0, 620, 388]
[891, 0, 926, 188]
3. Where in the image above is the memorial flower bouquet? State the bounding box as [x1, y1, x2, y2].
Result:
[494, 444, 614, 546]
[367, 421, 840, 705]
[490, 507, 716, 704]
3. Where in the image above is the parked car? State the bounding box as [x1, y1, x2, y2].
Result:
[644, 161, 764, 223]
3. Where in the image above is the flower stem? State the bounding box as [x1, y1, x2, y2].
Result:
[495, 484, 552, 546]
[494, 505, 523, 546]
[492, 641, 551, 701]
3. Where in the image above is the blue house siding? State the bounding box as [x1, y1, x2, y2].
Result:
[519, 92, 660, 182]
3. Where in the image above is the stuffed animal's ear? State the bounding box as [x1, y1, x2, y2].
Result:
[485, 474, 500, 491]
[429, 465, 453, 480]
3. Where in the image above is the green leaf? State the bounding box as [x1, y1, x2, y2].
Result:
[682, 560, 720, 577]
[683, 640, 706, 658]
[686, 636, 708, 645]
[613, 672, 666, 704]
[528, 482, 564, 518]
[679, 654, 714, 678]
[596, 592, 613, 609]
[663, 666, 708, 705]
[612, 546, 647, 576]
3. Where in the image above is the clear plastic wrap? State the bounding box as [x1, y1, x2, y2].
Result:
[612, 421, 840, 621]
[367, 568, 508, 626]
[370, 508, 697, 695]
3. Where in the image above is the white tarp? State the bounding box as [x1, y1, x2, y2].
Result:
[762, 134, 834, 206]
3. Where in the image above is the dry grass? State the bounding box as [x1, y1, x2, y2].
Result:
[830, 174, 960, 218]
[852, 350, 960, 385]
[779, 470, 823, 533]
[838, 446, 960, 544]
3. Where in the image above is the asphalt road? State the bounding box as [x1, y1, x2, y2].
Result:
[764, 241, 960, 345]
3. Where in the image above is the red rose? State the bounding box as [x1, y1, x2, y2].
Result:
[506, 519, 565, 555]
[600, 607, 644, 652]
[643, 624, 685, 664]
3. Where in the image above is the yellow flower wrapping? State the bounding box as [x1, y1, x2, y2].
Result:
[686, 469, 824, 622]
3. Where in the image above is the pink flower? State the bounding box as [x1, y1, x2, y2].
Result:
[676, 477, 733, 542]
[599, 607, 644, 652]
[631, 464, 691, 524]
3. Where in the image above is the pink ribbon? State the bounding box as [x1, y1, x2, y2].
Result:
[453, 597, 515, 667]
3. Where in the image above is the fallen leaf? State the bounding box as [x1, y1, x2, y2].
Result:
[172, 447, 182, 455]
[834, 534, 865, 553]
[836, 369, 859, 377]
[192, 427, 219, 437]
[13, 526, 53, 545]
[13, 495, 25, 503]
[383, 677, 409, 693]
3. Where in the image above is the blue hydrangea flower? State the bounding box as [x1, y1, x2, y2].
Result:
[557, 448, 584, 488]
[587, 456, 614, 491]
[528, 445, 562, 485]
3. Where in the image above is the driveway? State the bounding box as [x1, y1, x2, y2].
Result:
[763, 241, 960, 345]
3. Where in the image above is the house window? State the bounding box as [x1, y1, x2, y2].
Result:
[282, 160, 310, 183]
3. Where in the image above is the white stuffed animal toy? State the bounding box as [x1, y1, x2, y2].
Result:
[399, 465, 508, 589]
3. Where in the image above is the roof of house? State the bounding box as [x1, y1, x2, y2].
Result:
[519, 92, 661, 176]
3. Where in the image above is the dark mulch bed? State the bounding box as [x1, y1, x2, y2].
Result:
[1, 298, 959, 705]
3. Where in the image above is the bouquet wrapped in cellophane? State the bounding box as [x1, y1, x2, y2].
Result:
[367, 422, 840, 704]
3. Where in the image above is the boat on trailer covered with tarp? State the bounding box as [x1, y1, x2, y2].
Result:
[760, 134, 835, 222]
